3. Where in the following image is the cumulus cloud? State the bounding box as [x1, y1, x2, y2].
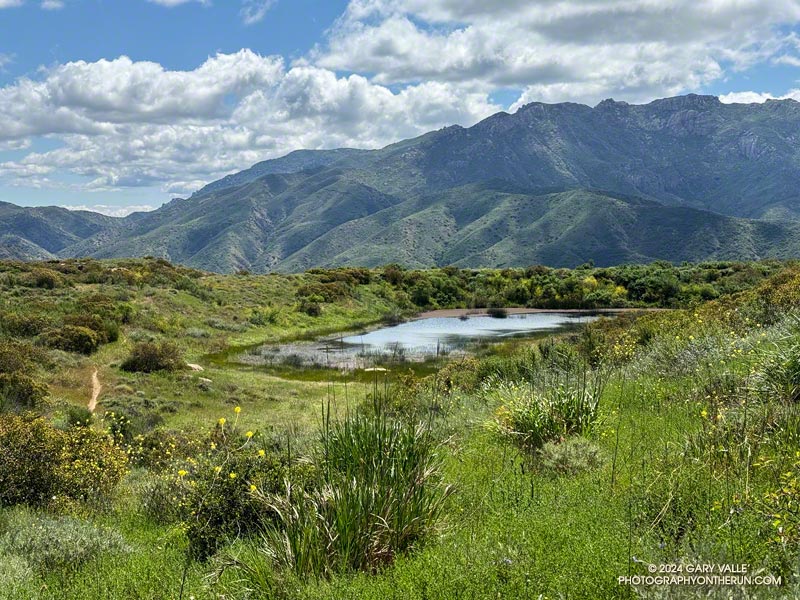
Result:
[317, 0, 800, 105]
[0, 51, 498, 195]
[4, 0, 800, 201]
[719, 90, 800, 103]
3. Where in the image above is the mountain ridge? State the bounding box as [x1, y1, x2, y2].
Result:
[3, 93, 800, 272]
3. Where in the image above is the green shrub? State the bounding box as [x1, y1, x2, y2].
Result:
[298, 300, 322, 317]
[63, 313, 120, 343]
[752, 339, 800, 404]
[120, 341, 183, 373]
[26, 268, 63, 289]
[0, 312, 50, 337]
[0, 414, 128, 508]
[0, 509, 130, 570]
[0, 340, 45, 374]
[0, 372, 48, 412]
[140, 474, 192, 525]
[184, 445, 298, 561]
[41, 325, 101, 355]
[64, 404, 93, 428]
[487, 307, 508, 319]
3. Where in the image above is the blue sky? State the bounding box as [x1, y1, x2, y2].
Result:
[1, 0, 800, 214]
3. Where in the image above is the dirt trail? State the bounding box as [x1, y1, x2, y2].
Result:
[88, 368, 102, 413]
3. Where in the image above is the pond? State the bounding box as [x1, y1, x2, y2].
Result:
[236, 310, 605, 371]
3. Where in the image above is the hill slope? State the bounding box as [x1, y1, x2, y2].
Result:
[4, 94, 800, 271]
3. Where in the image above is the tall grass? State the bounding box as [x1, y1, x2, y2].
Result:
[232, 404, 453, 584]
[486, 351, 607, 450]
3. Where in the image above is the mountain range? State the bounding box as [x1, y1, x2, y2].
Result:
[4, 93, 800, 272]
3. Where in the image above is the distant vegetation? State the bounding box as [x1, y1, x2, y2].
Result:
[1, 256, 799, 598]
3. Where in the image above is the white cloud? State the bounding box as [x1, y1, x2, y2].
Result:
[0, 0, 23, 7]
[4, 1, 800, 202]
[40, 0, 64, 9]
[61, 204, 157, 217]
[240, 0, 275, 25]
[316, 0, 800, 105]
[0, 52, 497, 195]
[719, 90, 800, 103]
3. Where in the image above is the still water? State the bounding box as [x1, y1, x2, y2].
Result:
[239, 311, 602, 370]
[340, 312, 598, 353]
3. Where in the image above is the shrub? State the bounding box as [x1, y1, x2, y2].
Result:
[120, 341, 183, 373]
[63, 313, 120, 344]
[27, 268, 63, 289]
[140, 474, 192, 525]
[184, 446, 299, 561]
[0, 312, 50, 337]
[752, 339, 800, 404]
[41, 325, 101, 355]
[298, 300, 322, 317]
[487, 307, 508, 319]
[64, 404, 93, 428]
[248, 307, 280, 326]
[0, 414, 127, 508]
[0, 340, 46, 374]
[0, 372, 48, 412]
[0, 509, 130, 570]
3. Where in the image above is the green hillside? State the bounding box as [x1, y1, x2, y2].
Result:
[5, 94, 800, 271]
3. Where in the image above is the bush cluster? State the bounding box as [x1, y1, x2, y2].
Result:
[0, 341, 48, 412]
[120, 341, 183, 373]
[0, 414, 127, 508]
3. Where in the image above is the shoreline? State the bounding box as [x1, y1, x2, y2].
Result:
[412, 307, 661, 319]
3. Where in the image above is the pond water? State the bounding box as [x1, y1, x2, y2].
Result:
[237, 311, 603, 371]
[340, 312, 598, 353]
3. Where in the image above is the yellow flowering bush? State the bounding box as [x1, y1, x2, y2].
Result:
[0, 414, 127, 509]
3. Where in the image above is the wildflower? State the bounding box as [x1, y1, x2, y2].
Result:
[229, 472, 237, 479]
[218, 417, 226, 426]
[178, 469, 188, 478]
[214, 466, 222, 474]
[700, 409, 708, 418]
[246, 431, 254, 438]
[250, 484, 257, 492]
[234, 406, 241, 414]
[258, 449, 265, 457]
[210, 442, 217, 450]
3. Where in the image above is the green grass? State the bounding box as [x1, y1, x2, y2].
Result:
[2, 258, 800, 598]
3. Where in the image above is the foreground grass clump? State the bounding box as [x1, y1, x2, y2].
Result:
[487, 352, 607, 451]
[216, 404, 452, 592]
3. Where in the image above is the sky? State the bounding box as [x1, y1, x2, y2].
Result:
[2, 0, 800, 215]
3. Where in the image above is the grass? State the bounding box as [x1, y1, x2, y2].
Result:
[2, 258, 800, 598]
